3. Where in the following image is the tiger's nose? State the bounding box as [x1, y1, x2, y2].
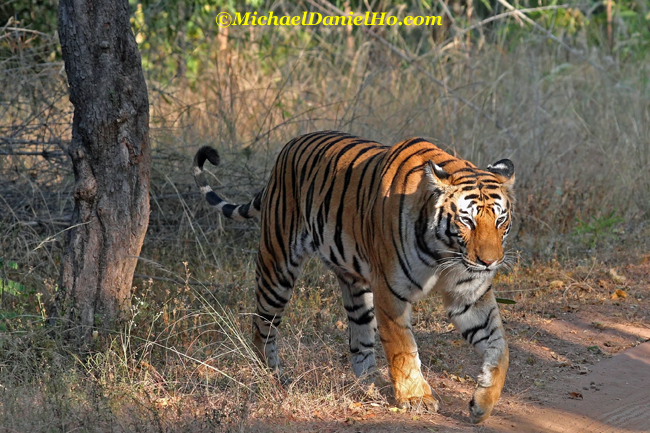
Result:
[477, 257, 497, 267]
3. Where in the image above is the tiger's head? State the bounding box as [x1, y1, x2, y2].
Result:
[425, 159, 515, 273]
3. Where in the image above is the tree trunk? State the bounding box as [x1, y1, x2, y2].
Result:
[55, 0, 150, 345]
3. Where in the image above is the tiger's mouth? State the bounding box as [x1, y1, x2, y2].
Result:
[462, 259, 501, 273]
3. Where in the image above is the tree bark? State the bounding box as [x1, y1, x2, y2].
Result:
[55, 0, 150, 345]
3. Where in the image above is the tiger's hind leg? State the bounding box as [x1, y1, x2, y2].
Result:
[252, 232, 311, 378]
[444, 285, 509, 424]
[336, 273, 378, 379]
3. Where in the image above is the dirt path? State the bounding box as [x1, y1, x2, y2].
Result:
[486, 340, 650, 433]
[248, 259, 650, 433]
[254, 328, 650, 433]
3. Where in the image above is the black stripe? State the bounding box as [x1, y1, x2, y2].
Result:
[482, 184, 501, 190]
[296, 132, 338, 184]
[256, 310, 282, 325]
[477, 284, 493, 302]
[355, 149, 385, 212]
[461, 306, 496, 342]
[335, 146, 380, 262]
[377, 304, 412, 330]
[457, 276, 475, 286]
[444, 213, 456, 243]
[434, 210, 454, 249]
[253, 190, 263, 211]
[391, 235, 423, 290]
[252, 320, 273, 341]
[454, 173, 478, 183]
[472, 326, 498, 346]
[380, 138, 429, 178]
[344, 303, 365, 313]
[329, 248, 340, 266]
[206, 191, 222, 206]
[352, 256, 362, 274]
[414, 192, 443, 265]
[256, 271, 290, 308]
[238, 202, 251, 217]
[382, 274, 410, 303]
[448, 303, 472, 319]
[352, 288, 372, 298]
[348, 308, 375, 325]
[222, 203, 236, 218]
[436, 159, 455, 167]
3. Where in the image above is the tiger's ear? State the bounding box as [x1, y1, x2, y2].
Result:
[424, 160, 452, 187]
[487, 159, 515, 188]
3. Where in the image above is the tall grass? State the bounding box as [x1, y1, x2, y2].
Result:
[1, 1, 649, 430]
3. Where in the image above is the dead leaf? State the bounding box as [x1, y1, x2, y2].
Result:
[608, 269, 626, 284]
[573, 282, 592, 292]
[335, 320, 346, 330]
[611, 289, 627, 300]
[569, 391, 583, 399]
[451, 374, 466, 383]
[348, 402, 363, 409]
[549, 280, 564, 290]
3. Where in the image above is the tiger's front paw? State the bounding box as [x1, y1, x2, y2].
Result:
[468, 385, 498, 424]
[398, 394, 440, 413]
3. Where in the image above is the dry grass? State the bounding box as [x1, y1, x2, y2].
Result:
[1, 3, 650, 431]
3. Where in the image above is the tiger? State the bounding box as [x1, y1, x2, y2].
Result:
[192, 131, 515, 423]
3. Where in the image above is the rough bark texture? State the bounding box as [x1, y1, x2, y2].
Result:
[56, 0, 150, 343]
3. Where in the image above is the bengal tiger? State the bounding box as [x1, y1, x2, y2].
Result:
[192, 131, 515, 423]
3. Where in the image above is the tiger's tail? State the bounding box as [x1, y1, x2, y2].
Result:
[192, 146, 263, 221]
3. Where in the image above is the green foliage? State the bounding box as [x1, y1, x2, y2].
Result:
[2, 0, 649, 83]
[572, 211, 625, 248]
[0, 258, 43, 332]
[495, 297, 517, 304]
[0, 0, 58, 35]
[0, 258, 26, 296]
[129, 0, 265, 83]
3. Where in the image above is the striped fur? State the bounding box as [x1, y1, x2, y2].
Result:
[193, 131, 515, 423]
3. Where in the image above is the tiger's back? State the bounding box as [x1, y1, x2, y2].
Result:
[193, 131, 515, 424]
